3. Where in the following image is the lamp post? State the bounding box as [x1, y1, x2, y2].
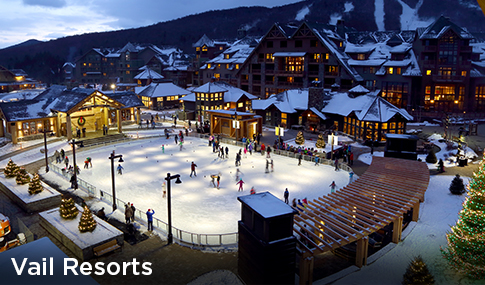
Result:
[233, 112, 240, 142]
[69, 139, 84, 189]
[165, 173, 182, 245]
[39, 128, 53, 173]
[108, 151, 123, 211]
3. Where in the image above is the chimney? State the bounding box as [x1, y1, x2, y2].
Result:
[308, 87, 325, 110]
[337, 19, 345, 39]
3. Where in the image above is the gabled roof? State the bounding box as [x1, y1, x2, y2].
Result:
[192, 82, 228, 93]
[137, 82, 190, 98]
[252, 89, 309, 113]
[211, 82, 257, 103]
[418, 16, 474, 40]
[349, 85, 369, 93]
[193, 34, 214, 47]
[134, 68, 164, 80]
[321, 91, 413, 122]
[119, 42, 138, 53]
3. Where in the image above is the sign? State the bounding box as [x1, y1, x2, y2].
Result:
[328, 134, 338, 146]
[232, 120, 240, 129]
[275, 127, 285, 137]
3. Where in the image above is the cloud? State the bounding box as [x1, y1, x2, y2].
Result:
[23, 0, 67, 8]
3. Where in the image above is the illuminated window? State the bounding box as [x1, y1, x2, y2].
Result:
[462, 71, 467, 77]
[88, 63, 92, 67]
[127, 64, 130, 68]
[196, 47, 200, 51]
[339, 42, 343, 47]
[357, 54, 365, 60]
[214, 73, 220, 79]
[83, 73, 87, 77]
[202, 46, 208, 52]
[387, 67, 393, 74]
[325, 53, 329, 60]
[396, 67, 401, 75]
[236, 64, 240, 69]
[219, 46, 223, 50]
[426, 70, 432, 75]
[126, 71, 130, 74]
[83, 63, 86, 66]
[207, 64, 211, 69]
[266, 53, 274, 61]
[225, 54, 230, 59]
[281, 113, 287, 119]
[103, 73, 106, 76]
[425, 86, 431, 94]
[217, 64, 221, 69]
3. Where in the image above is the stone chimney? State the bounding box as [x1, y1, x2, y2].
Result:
[308, 87, 325, 110]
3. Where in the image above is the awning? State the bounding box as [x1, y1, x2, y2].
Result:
[272, 52, 306, 57]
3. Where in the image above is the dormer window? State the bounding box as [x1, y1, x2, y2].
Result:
[357, 54, 365, 60]
[388, 67, 394, 74]
[225, 54, 230, 59]
[202, 46, 208, 52]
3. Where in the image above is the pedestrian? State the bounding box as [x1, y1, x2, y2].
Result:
[76, 127, 81, 138]
[125, 204, 133, 224]
[179, 140, 183, 151]
[175, 134, 178, 145]
[314, 155, 320, 166]
[84, 159, 89, 169]
[248, 143, 253, 155]
[161, 144, 165, 153]
[250, 187, 256, 195]
[329, 181, 337, 193]
[225, 146, 229, 158]
[70, 174, 77, 189]
[146, 209, 155, 231]
[87, 157, 92, 168]
[97, 207, 106, 220]
[265, 159, 270, 173]
[208, 136, 212, 147]
[162, 181, 167, 198]
[117, 164, 124, 175]
[60, 149, 65, 160]
[190, 161, 197, 177]
[334, 158, 339, 171]
[235, 168, 242, 181]
[151, 120, 155, 129]
[217, 173, 220, 189]
[146, 119, 150, 129]
[266, 146, 271, 158]
[165, 129, 170, 139]
[65, 156, 69, 169]
[270, 159, 274, 172]
[261, 143, 266, 156]
[131, 203, 136, 222]
[349, 152, 354, 166]
[297, 199, 304, 210]
[437, 159, 445, 173]
[236, 179, 245, 191]
[349, 171, 354, 183]
[54, 150, 60, 163]
[292, 198, 297, 208]
[298, 153, 302, 166]
[284, 188, 289, 204]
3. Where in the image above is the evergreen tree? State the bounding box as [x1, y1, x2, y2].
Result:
[449, 174, 466, 195]
[78, 206, 97, 232]
[441, 151, 485, 278]
[28, 173, 43, 195]
[4, 159, 19, 178]
[15, 167, 30, 185]
[295, 131, 305, 145]
[316, 134, 326, 148]
[426, 149, 437, 164]
[402, 256, 435, 285]
[59, 196, 79, 220]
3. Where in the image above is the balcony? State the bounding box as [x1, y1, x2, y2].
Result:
[423, 46, 437, 52]
[265, 69, 274, 75]
[308, 71, 319, 76]
[252, 80, 261, 85]
[265, 81, 274, 85]
[252, 69, 261, 75]
[432, 75, 465, 82]
[309, 58, 325, 64]
[423, 60, 436, 67]
[241, 78, 248, 84]
[277, 81, 303, 87]
[274, 70, 304, 77]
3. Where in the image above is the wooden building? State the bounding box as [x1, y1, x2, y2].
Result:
[206, 110, 262, 141]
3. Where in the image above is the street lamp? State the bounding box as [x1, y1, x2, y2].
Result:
[108, 151, 123, 211]
[232, 112, 240, 142]
[39, 128, 53, 173]
[165, 173, 182, 245]
[69, 139, 84, 189]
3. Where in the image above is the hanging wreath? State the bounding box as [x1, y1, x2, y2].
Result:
[78, 116, 86, 126]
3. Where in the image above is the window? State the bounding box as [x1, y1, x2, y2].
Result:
[126, 71, 130, 74]
[236, 64, 240, 69]
[387, 67, 393, 74]
[196, 47, 200, 51]
[266, 111, 271, 122]
[266, 53, 274, 62]
[226, 64, 230, 69]
[285, 57, 304, 72]
[425, 86, 431, 94]
[280, 41, 287, 48]
[83, 63, 86, 66]
[426, 70, 432, 75]
[207, 64, 211, 69]
[266, 41, 273, 48]
[219, 46, 223, 50]
[127, 64, 130, 68]
[357, 54, 365, 60]
[238, 102, 243, 108]
[225, 54, 230, 59]
[462, 71, 467, 77]
[325, 53, 329, 60]
[396, 68, 401, 75]
[217, 64, 221, 69]
[310, 40, 318, 47]
[281, 113, 287, 119]
[202, 46, 208, 52]
[295, 40, 302, 48]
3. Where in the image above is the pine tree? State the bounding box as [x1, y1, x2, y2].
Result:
[78, 206, 97, 232]
[402, 256, 435, 285]
[15, 167, 30, 185]
[426, 149, 437, 164]
[59, 196, 79, 220]
[316, 134, 326, 148]
[449, 174, 466, 195]
[441, 150, 485, 278]
[4, 159, 19, 178]
[28, 173, 43, 195]
[295, 131, 305, 145]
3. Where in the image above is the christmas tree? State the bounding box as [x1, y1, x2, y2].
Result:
[15, 167, 30, 185]
[441, 150, 485, 278]
[78, 206, 97, 232]
[315, 134, 326, 148]
[449, 174, 466, 195]
[402, 256, 435, 285]
[28, 173, 43, 195]
[4, 159, 19, 178]
[425, 149, 437, 164]
[59, 196, 79, 220]
[295, 131, 305, 145]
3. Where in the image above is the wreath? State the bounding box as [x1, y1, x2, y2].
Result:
[78, 116, 86, 126]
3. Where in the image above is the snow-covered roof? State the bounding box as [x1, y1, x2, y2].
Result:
[134, 68, 164, 80]
[193, 34, 214, 47]
[418, 16, 474, 40]
[206, 42, 254, 65]
[137, 82, 190, 98]
[119, 42, 139, 53]
[344, 44, 375, 54]
[180, 93, 195, 102]
[207, 109, 255, 116]
[321, 91, 413, 122]
[192, 82, 228, 93]
[238, 192, 297, 219]
[349, 85, 369, 93]
[309, 107, 327, 120]
[348, 59, 386, 67]
[252, 89, 309, 113]
[201, 82, 257, 103]
[273, 52, 306, 57]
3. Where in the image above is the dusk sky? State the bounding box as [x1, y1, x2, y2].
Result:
[0, 0, 302, 49]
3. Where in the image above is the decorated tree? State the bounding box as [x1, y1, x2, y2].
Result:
[426, 149, 438, 164]
[28, 174, 43, 195]
[15, 167, 30, 185]
[402, 256, 435, 285]
[78, 206, 97, 232]
[59, 196, 79, 220]
[295, 131, 305, 145]
[441, 151, 485, 278]
[315, 134, 326, 148]
[449, 174, 466, 195]
[4, 159, 19, 178]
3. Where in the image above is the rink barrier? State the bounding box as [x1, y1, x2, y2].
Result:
[49, 160, 238, 249]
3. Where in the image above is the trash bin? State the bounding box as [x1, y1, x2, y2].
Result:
[459, 157, 467, 167]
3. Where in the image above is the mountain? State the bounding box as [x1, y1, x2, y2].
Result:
[0, 0, 484, 84]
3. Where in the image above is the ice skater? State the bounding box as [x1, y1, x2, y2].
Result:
[349, 171, 354, 184]
[162, 181, 167, 198]
[270, 159, 274, 172]
[161, 144, 165, 153]
[225, 146, 229, 158]
[314, 155, 320, 166]
[250, 187, 256, 195]
[329, 181, 337, 193]
[235, 168, 242, 181]
[174, 134, 178, 145]
[235, 152, 241, 166]
[298, 153, 302, 166]
[236, 179, 245, 191]
[190, 161, 197, 177]
[265, 159, 270, 173]
[179, 140, 183, 151]
[334, 158, 339, 171]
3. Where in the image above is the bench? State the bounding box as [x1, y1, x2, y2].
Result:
[93, 239, 121, 257]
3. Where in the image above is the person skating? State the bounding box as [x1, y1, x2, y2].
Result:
[235, 153, 241, 166]
[284, 188, 289, 204]
[225, 146, 229, 158]
[174, 134, 178, 145]
[298, 153, 302, 166]
[349, 171, 354, 184]
[265, 159, 270, 173]
[329, 181, 337, 193]
[334, 158, 339, 171]
[349, 152, 354, 166]
[210, 174, 217, 188]
[179, 140, 183, 151]
[190, 161, 197, 177]
[217, 174, 221, 189]
[65, 156, 69, 169]
[235, 168, 242, 181]
[130, 203, 136, 222]
[146, 209, 155, 231]
[250, 187, 256, 195]
[161, 144, 165, 153]
[117, 164, 124, 175]
[125, 204, 133, 224]
[54, 150, 60, 163]
[87, 157, 92, 168]
[162, 181, 167, 198]
[270, 159, 274, 172]
[266, 146, 271, 158]
[236, 179, 245, 191]
[84, 159, 89, 169]
[314, 155, 320, 166]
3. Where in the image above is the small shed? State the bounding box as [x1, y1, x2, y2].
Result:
[384, 133, 419, 160]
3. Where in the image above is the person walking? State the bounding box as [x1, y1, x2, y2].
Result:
[84, 159, 89, 169]
[349, 152, 354, 166]
[174, 134, 178, 145]
[329, 181, 337, 193]
[117, 164, 124, 175]
[54, 150, 60, 163]
[217, 174, 220, 189]
[298, 153, 303, 166]
[266, 146, 271, 158]
[190, 161, 197, 177]
[225, 146, 229, 158]
[60, 149, 65, 160]
[334, 158, 339, 171]
[236, 179, 245, 191]
[87, 157, 92, 168]
[261, 143, 266, 156]
[161, 144, 165, 153]
[235, 168, 242, 181]
[179, 140, 183, 151]
[125, 204, 133, 224]
[146, 209, 155, 231]
[130, 203, 136, 222]
[284, 188, 289, 204]
[65, 156, 69, 169]
[437, 159, 445, 173]
[162, 181, 167, 198]
[70, 174, 77, 189]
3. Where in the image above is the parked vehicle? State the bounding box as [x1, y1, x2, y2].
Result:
[0, 213, 11, 238]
